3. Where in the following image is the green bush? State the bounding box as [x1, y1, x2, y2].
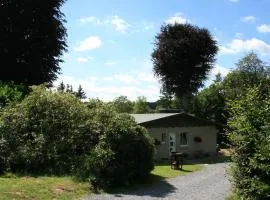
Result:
[0, 85, 100, 174]
[0, 82, 27, 109]
[228, 87, 270, 200]
[76, 114, 155, 188]
[0, 86, 155, 188]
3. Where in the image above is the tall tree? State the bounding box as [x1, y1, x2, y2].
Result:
[111, 96, 134, 113]
[0, 0, 67, 86]
[134, 96, 149, 114]
[57, 81, 65, 92]
[223, 52, 270, 100]
[151, 23, 218, 110]
[75, 85, 87, 100]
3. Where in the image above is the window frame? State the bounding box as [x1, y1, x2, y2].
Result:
[161, 132, 166, 142]
[179, 132, 189, 147]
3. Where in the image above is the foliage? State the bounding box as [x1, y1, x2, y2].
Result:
[0, 85, 100, 174]
[0, 0, 67, 86]
[193, 53, 270, 147]
[0, 87, 155, 189]
[78, 114, 155, 188]
[193, 75, 229, 146]
[228, 87, 270, 200]
[151, 23, 218, 100]
[0, 82, 28, 109]
[57, 81, 66, 92]
[134, 96, 149, 113]
[110, 96, 134, 113]
[155, 94, 172, 111]
[223, 52, 270, 101]
[75, 84, 87, 100]
[57, 82, 87, 100]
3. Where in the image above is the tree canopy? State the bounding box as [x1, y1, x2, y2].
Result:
[151, 23, 218, 98]
[0, 0, 67, 86]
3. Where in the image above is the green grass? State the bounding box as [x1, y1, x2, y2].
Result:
[151, 163, 203, 179]
[225, 193, 241, 200]
[0, 164, 203, 198]
[0, 174, 90, 200]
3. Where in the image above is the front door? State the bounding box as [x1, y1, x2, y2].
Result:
[169, 133, 176, 155]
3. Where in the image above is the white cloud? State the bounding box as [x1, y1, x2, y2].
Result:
[257, 24, 270, 33]
[102, 77, 114, 81]
[54, 75, 160, 101]
[78, 15, 130, 34]
[110, 15, 130, 33]
[241, 16, 256, 23]
[166, 13, 189, 25]
[104, 61, 117, 66]
[210, 64, 231, 78]
[76, 56, 93, 63]
[79, 16, 102, 25]
[114, 74, 137, 84]
[220, 38, 270, 55]
[74, 36, 102, 52]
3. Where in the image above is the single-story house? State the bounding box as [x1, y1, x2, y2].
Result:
[130, 113, 217, 160]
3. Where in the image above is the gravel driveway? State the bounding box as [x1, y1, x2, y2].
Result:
[85, 162, 231, 200]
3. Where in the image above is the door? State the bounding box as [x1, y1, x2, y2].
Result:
[169, 133, 176, 155]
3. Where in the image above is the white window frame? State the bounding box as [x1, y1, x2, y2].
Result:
[179, 132, 189, 147]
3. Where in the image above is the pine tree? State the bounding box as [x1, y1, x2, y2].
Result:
[75, 85, 86, 100]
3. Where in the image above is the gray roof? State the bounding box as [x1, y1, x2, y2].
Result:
[130, 113, 180, 124]
[130, 112, 215, 128]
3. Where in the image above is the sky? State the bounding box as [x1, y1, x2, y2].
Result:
[55, 0, 270, 101]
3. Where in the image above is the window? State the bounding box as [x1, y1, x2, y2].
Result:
[161, 133, 166, 142]
[180, 132, 188, 146]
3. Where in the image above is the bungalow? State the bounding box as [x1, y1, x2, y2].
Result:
[131, 113, 217, 160]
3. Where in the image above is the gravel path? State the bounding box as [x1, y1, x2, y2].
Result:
[84, 162, 231, 200]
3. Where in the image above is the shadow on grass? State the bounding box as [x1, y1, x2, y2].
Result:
[178, 168, 193, 172]
[104, 174, 177, 198]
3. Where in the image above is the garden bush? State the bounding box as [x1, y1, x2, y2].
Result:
[228, 87, 270, 200]
[0, 85, 101, 174]
[76, 113, 155, 188]
[0, 86, 155, 188]
[0, 82, 28, 109]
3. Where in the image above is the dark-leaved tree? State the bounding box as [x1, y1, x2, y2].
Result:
[151, 23, 218, 110]
[75, 85, 87, 100]
[0, 0, 67, 86]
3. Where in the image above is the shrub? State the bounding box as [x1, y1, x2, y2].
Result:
[0, 82, 28, 109]
[77, 114, 155, 188]
[0, 85, 100, 174]
[228, 87, 270, 200]
[0, 86, 155, 189]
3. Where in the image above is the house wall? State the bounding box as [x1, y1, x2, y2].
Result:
[147, 126, 217, 160]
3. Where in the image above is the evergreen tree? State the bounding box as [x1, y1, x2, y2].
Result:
[75, 85, 87, 100]
[57, 81, 65, 92]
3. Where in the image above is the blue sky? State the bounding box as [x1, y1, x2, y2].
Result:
[55, 0, 270, 101]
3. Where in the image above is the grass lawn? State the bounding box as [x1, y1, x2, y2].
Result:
[0, 164, 203, 199]
[0, 174, 90, 200]
[152, 163, 203, 179]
